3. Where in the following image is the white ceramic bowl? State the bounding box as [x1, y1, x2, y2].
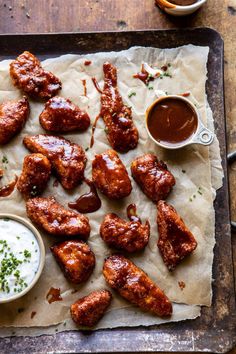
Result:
[145, 95, 214, 150]
[156, 0, 207, 16]
[0, 214, 45, 303]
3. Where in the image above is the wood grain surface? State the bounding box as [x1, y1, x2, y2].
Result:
[0, 1, 235, 353]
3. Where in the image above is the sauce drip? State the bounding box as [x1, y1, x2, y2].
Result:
[127, 204, 141, 223]
[46, 287, 62, 304]
[147, 97, 198, 144]
[31, 311, 37, 319]
[0, 169, 3, 178]
[84, 60, 92, 66]
[168, 0, 197, 4]
[0, 175, 18, 197]
[82, 79, 87, 97]
[90, 114, 101, 148]
[68, 179, 101, 213]
[178, 281, 186, 290]
[133, 64, 153, 85]
[92, 77, 102, 94]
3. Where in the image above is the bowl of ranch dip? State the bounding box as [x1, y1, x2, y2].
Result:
[0, 214, 45, 303]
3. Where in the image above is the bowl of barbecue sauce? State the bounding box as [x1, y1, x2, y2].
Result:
[146, 95, 214, 150]
[155, 0, 207, 16]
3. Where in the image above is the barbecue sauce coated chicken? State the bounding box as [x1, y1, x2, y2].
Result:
[92, 149, 132, 199]
[26, 196, 90, 240]
[40, 96, 90, 132]
[23, 134, 86, 190]
[71, 290, 112, 327]
[51, 240, 95, 283]
[10, 51, 61, 99]
[103, 254, 172, 317]
[17, 153, 51, 199]
[157, 200, 198, 271]
[100, 62, 139, 152]
[131, 153, 175, 203]
[0, 97, 29, 145]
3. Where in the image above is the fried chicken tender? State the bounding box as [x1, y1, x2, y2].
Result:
[103, 255, 172, 317]
[9, 51, 61, 99]
[51, 240, 95, 283]
[131, 153, 175, 203]
[17, 153, 51, 199]
[100, 62, 139, 152]
[157, 200, 197, 271]
[26, 196, 90, 240]
[39, 96, 90, 132]
[92, 149, 132, 199]
[0, 97, 29, 145]
[71, 290, 112, 327]
[23, 134, 86, 189]
[100, 213, 150, 252]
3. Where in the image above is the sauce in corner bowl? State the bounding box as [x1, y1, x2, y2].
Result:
[0, 217, 41, 301]
[146, 96, 198, 146]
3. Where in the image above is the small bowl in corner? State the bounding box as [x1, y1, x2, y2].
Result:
[0, 214, 45, 304]
[155, 0, 207, 16]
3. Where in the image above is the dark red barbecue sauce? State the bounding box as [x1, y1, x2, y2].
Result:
[147, 97, 198, 145]
[0, 176, 18, 197]
[68, 179, 101, 213]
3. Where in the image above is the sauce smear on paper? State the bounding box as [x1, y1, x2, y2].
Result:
[46, 287, 62, 304]
[68, 179, 101, 213]
[147, 97, 198, 144]
[91, 77, 102, 94]
[0, 176, 18, 197]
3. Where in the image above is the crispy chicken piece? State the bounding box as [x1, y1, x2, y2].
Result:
[39, 96, 90, 132]
[71, 290, 112, 327]
[92, 149, 132, 199]
[0, 97, 29, 145]
[51, 240, 95, 283]
[23, 134, 86, 189]
[103, 255, 172, 317]
[17, 153, 51, 199]
[100, 62, 139, 152]
[131, 153, 175, 203]
[26, 197, 90, 240]
[9, 51, 61, 99]
[157, 201, 197, 271]
[100, 211, 150, 252]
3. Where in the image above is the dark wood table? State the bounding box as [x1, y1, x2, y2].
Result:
[0, 0, 235, 353]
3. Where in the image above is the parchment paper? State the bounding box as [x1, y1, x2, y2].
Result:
[0, 45, 223, 335]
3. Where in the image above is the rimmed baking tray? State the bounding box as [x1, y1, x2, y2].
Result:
[0, 28, 235, 353]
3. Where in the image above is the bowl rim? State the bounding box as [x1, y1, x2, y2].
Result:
[156, 0, 207, 10]
[0, 213, 45, 304]
[145, 94, 201, 150]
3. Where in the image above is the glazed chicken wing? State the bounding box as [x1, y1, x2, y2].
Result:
[17, 153, 51, 199]
[100, 206, 150, 252]
[92, 149, 132, 199]
[131, 153, 175, 203]
[51, 240, 95, 283]
[10, 51, 61, 99]
[0, 97, 29, 145]
[23, 134, 86, 189]
[39, 96, 90, 132]
[26, 197, 90, 240]
[103, 255, 172, 317]
[157, 200, 197, 271]
[100, 62, 139, 152]
[71, 290, 112, 327]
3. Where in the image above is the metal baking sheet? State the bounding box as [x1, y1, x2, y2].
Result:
[0, 28, 235, 353]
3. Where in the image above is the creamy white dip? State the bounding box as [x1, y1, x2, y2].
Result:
[0, 218, 40, 300]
